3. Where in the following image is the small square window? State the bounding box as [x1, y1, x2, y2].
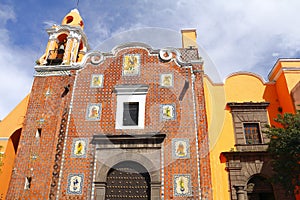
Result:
[123, 102, 139, 126]
[243, 123, 262, 144]
[114, 85, 148, 129]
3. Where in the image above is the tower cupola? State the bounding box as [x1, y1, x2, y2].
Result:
[61, 9, 84, 29]
[37, 9, 89, 66]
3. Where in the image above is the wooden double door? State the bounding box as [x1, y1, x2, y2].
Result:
[105, 161, 151, 200]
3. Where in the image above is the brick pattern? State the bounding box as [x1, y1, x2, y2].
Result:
[7, 75, 75, 199]
[179, 48, 199, 62]
[49, 107, 69, 199]
[193, 68, 213, 199]
[7, 46, 212, 199]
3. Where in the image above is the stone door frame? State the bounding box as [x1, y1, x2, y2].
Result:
[92, 133, 165, 200]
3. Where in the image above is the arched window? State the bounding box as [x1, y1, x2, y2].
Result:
[47, 34, 67, 65]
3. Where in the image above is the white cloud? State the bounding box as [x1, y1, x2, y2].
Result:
[196, 0, 300, 79]
[0, 5, 33, 120]
[78, 0, 300, 81]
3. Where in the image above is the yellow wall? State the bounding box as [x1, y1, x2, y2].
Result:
[224, 73, 266, 102]
[207, 59, 300, 200]
[268, 60, 300, 113]
[205, 72, 278, 200]
[0, 95, 29, 199]
[275, 73, 295, 113]
[204, 76, 232, 200]
[0, 95, 29, 140]
[0, 138, 17, 198]
[181, 29, 198, 48]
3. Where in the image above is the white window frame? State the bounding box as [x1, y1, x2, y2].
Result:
[114, 85, 148, 129]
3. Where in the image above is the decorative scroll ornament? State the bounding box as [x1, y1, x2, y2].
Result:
[159, 47, 190, 66]
[159, 49, 173, 61]
[90, 52, 104, 65]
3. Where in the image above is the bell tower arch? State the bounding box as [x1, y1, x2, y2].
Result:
[37, 9, 89, 66]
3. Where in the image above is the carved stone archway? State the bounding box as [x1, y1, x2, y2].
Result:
[92, 134, 165, 200]
[246, 175, 275, 200]
[222, 151, 291, 200]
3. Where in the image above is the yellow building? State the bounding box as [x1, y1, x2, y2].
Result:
[205, 59, 300, 200]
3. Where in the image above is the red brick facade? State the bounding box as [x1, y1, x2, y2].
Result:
[7, 75, 75, 199]
[7, 24, 212, 199]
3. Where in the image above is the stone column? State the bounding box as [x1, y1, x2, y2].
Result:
[62, 37, 72, 65]
[43, 34, 58, 64]
[151, 181, 161, 200]
[234, 185, 246, 200]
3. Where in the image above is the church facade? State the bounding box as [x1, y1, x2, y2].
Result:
[4, 9, 212, 200]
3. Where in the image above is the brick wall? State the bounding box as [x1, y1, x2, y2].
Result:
[7, 45, 212, 199]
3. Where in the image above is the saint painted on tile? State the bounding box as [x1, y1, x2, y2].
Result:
[174, 174, 192, 196]
[91, 74, 103, 88]
[123, 54, 140, 76]
[71, 138, 88, 158]
[86, 104, 101, 120]
[172, 139, 190, 159]
[161, 73, 173, 87]
[161, 104, 175, 120]
[67, 174, 84, 194]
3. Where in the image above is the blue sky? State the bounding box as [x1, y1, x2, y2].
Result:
[1, 0, 300, 119]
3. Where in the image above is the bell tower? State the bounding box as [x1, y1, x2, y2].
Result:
[6, 9, 90, 200]
[38, 9, 89, 66]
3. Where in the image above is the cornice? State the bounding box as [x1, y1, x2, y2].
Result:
[268, 58, 300, 81]
[227, 102, 270, 110]
[226, 71, 267, 84]
[73, 42, 201, 69]
[34, 65, 81, 72]
[221, 151, 270, 159]
[114, 84, 149, 95]
[91, 133, 166, 145]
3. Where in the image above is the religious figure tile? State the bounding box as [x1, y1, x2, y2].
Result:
[90, 74, 104, 88]
[123, 54, 140, 76]
[174, 174, 192, 196]
[160, 73, 173, 87]
[161, 104, 176, 120]
[67, 173, 84, 195]
[86, 103, 101, 121]
[71, 138, 88, 158]
[172, 138, 190, 159]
